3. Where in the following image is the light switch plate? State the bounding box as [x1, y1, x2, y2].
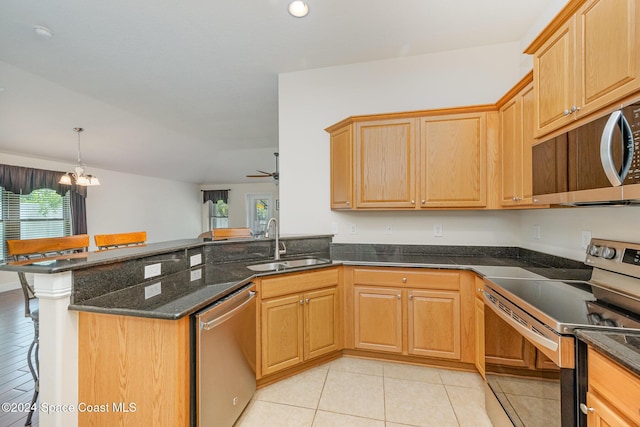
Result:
[144, 282, 162, 299]
[144, 263, 162, 279]
[190, 268, 202, 281]
[190, 253, 202, 267]
[433, 224, 443, 237]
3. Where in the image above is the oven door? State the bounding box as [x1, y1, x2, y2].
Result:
[483, 290, 578, 427]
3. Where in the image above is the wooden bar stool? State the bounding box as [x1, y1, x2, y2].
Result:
[94, 231, 147, 250]
[6, 234, 89, 426]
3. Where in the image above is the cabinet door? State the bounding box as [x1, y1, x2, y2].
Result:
[586, 392, 636, 427]
[474, 284, 485, 379]
[484, 307, 535, 368]
[353, 286, 403, 353]
[534, 17, 576, 136]
[576, 0, 640, 118]
[420, 113, 487, 207]
[354, 118, 417, 208]
[304, 287, 339, 360]
[261, 294, 304, 376]
[330, 125, 353, 209]
[407, 289, 461, 359]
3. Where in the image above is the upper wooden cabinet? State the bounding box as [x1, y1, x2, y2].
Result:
[354, 118, 417, 208]
[420, 112, 487, 208]
[527, 0, 640, 137]
[330, 124, 353, 209]
[498, 74, 535, 206]
[326, 107, 494, 210]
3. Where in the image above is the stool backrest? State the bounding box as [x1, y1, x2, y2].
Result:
[212, 228, 252, 239]
[6, 234, 90, 318]
[94, 231, 147, 250]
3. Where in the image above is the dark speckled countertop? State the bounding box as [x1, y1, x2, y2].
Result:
[576, 329, 640, 377]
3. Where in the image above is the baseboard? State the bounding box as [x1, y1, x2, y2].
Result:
[0, 281, 21, 293]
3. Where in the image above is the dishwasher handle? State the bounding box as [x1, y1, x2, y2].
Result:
[200, 289, 256, 331]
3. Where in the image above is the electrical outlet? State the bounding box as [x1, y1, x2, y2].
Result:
[144, 263, 162, 279]
[349, 223, 357, 234]
[385, 224, 392, 234]
[331, 222, 339, 234]
[533, 225, 542, 240]
[433, 224, 443, 237]
[581, 230, 592, 249]
[144, 282, 162, 299]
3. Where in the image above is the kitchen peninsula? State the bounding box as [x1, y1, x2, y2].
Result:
[0, 236, 603, 427]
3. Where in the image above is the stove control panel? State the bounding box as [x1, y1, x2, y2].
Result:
[586, 238, 640, 277]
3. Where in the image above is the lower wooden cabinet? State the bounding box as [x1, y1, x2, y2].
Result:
[474, 277, 485, 379]
[585, 347, 640, 426]
[258, 268, 341, 377]
[347, 267, 474, 363]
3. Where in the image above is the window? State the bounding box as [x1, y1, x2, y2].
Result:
[1, 188, 72, 262]
[210, 199, 229, 229]
[246, 193, 272, 236]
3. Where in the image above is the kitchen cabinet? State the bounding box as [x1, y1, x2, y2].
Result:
[585, 347, 640, 426]
[78, 312, 190, 427]
[326, 107, 495, 210]
[258, 268, 341, 377]
[347, 267, 474, 363]
[354, 117, 417, 209]
[498, 74, 535, 206]
[330, 123, 353, 209]
[419, 112, 487, 208]
[527, 0, 640, 138]
[474, 277, 485, 379]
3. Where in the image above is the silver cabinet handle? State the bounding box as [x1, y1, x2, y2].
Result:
[299, 299, 304, 305]
[579, 403, 594, 414]
[402, 277, 407, 283]
[408, 294, 413, 300]
[601, 110, 634, 186]
[397, 294, 401, 299]
[411, 200, 415, 205]
[346, 201, 350, 205]
[421, 200, 426, 204]
[563, 109, 570, 116]
[305, 298, 310, 304]
[571, 105, 581, 113]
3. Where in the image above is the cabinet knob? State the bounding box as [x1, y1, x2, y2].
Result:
[477, 288, 483, 293]
[346, 201, 350, 205]
[512, 196, 521, 202]
[579, 403, 594, 415]
[402, 277, 407, 283]
[571, 105, 581, 113]
[397, 294, 401, 299]
[411, 200, 415, 205]
[563, 109, 570, 116]
[408, 294, 413, 300]
[299, 299, 304, 305]
[305, 298, 310, 304]
[421, 200, 426, 204]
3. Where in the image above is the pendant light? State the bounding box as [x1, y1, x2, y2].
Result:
[59, 127, 101, 186]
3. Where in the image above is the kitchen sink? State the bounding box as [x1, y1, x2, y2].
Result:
[246, 257, 332, 272]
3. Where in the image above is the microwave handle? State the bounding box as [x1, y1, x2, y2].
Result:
[600, 110, 634, 186]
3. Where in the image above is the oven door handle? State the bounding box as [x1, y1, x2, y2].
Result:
[483, 292, 559, 352]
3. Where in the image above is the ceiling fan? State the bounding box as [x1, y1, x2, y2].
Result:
[246, 152, 279, 182]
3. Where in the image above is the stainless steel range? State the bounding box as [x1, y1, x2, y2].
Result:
[482, 238, 640, 427]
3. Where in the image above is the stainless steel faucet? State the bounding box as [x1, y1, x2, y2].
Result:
[265, 217, 286, 260]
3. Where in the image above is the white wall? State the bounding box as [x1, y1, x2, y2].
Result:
[1, 152, 201, 289]
[200, 182, 278, 231]
[278, 42, 526, 244]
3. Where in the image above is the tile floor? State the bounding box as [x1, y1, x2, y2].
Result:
[235, 357, 493, 427]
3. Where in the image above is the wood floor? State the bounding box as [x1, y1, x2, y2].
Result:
[0, 289, 39, 427]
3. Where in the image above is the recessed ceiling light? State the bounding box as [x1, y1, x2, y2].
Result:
[288, 1, 309, 18]
[34, 25, 53, 40]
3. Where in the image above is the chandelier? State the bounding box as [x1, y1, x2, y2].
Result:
[59, 127, 101, 186]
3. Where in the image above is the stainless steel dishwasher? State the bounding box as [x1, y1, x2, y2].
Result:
[195, 284, 256, 426]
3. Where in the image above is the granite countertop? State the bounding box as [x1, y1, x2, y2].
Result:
[68, 243, 592, 320]
[576, 329, 640, 377]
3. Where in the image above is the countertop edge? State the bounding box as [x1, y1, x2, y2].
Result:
[576, 329, 640, 377]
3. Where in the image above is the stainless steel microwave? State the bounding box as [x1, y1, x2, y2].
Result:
[532, 100, 640, 206]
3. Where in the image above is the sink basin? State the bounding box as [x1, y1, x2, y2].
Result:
[247, 258, 331, 272]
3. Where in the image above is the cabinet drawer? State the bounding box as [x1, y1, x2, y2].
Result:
[353, 267, 460, 290]
[588, 347, 640, 425]
[261, 268, 339, 299]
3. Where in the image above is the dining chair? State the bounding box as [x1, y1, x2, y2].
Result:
[6, 234, 90, 426]
[94, 231, 147, 250]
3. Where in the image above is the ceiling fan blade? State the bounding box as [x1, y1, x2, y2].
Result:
[246, 174, 271, 178]
[256, 170, 272, 175]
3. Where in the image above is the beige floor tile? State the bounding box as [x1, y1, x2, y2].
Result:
[318, 370, 385, 420]
[383, 362, 442, 384]
[254, 366, 328, 409]
[234, 400, 315, 427]
[386, 423, 421, 427]
[438, 369, 484, 389]
[446, 385, 493, 427]
[312, 410, 385, 427]
[506, 394, 561, 427]
[384, 377, 458, 427]
[327, 356, 385, 376]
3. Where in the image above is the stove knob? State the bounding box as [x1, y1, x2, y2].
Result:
[589, 245, 600, 256]
[601, 247, 616, 259]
